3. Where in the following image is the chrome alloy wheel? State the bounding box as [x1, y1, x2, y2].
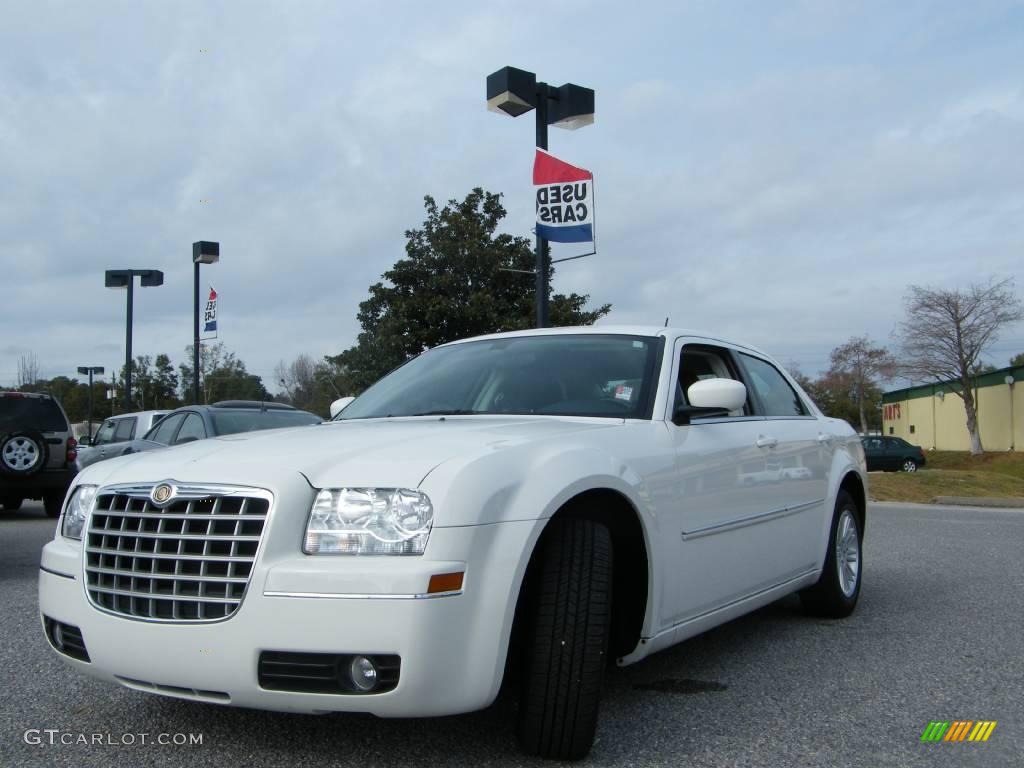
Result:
[835, 509, 860, 598]
[2, 436, 40, 471]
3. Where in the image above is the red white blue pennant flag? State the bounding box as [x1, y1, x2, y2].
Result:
[202, 285, 218, 338]
[534, 148, 594, 243]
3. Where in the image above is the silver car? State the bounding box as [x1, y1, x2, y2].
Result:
[76, 410, 168, 469]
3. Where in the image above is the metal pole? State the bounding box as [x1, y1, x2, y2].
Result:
[535, 83, 549, 329]
[125, 277, 134, 409]
[86, 370, 94, 439]
[193, 261, 201, 404]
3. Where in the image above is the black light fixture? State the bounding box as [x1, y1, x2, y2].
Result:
[192, 241, 220, 404]
[104, 269, 164, 410]
[486, 66, 595, 327]
[76, 366, 105, 441]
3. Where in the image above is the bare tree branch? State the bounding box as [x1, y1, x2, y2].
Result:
[894, 277, 1023, 454]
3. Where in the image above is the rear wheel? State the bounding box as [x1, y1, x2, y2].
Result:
[516, 518, 613, 761]
[800, 490, 862, 618]
[1, 496, 23, 511]
[43, 492, 64, 518]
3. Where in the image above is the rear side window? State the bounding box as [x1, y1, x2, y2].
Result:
[0, 396, 67, 432]
[113, 418, 135, 442]
[738, 354, 807, 417]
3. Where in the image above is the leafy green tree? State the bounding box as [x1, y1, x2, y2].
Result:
[329, 188, 611, 392]
[1010, 353, 1024, 368]
[180, 342, 268, 404]
[152, 354, 181, 409]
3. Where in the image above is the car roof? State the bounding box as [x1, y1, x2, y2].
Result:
[437, 325, 771, 358]
[0, 391, 55, 400]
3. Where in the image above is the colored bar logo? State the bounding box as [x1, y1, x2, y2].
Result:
[921, 721, 997, 742]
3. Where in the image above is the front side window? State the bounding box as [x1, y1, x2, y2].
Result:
[147, 413, 186, 445]
[675, 345, 750, 417]
[338, 334, 663, 420]
[174, 413, 207, 444]
[93, 419, 117, 445]
[738, 354, 807, 417]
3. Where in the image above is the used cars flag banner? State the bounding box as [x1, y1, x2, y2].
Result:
[202, 286, 218, 339]
[534, 148, 594, 243]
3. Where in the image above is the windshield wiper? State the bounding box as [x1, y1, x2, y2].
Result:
[406, 409, 481, 417]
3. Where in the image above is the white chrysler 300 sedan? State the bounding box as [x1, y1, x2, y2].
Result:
[39, 327, 867, 760]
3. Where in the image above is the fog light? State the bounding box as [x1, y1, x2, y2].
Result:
[50, 622, 65, 651]
[350, 655, 378, 691]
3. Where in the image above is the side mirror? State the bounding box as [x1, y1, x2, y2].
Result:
[78, 435, 92, 446]
[329, 396, 356, 418]
[673, 378, 747, 425]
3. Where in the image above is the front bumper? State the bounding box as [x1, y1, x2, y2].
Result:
[39, 519, 541, 717]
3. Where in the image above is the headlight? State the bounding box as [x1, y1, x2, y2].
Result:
[304, 488, 433, 555]
[61, 485, 97, 540]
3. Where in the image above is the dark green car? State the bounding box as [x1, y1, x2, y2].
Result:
[861, 436, 927, 472]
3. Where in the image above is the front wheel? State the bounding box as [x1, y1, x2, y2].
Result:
[516, 518, 612, 761]
[800, 490, 862, 618]
[902, 458, 918, 472]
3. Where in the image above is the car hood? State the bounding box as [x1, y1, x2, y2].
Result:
[79, 416, 622, 491]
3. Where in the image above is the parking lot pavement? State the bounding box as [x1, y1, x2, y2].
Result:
[2, 501, 1021, 767]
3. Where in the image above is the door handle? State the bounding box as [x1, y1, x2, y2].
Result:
[755, 436, 778, 449]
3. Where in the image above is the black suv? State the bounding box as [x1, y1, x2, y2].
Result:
[861, 436, 927, 473]
[0, 392, 78, 516]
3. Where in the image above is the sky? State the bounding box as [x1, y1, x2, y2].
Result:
[2, 0, 1023, 391]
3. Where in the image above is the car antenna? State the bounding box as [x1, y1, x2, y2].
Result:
[664, 317, 669, 327]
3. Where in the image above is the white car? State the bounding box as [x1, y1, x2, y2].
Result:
[39, 327, 866, 760]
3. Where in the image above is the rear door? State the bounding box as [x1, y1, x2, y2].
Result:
[861, 438, 884, 471]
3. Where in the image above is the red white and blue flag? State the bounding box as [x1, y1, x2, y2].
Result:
[534, 148, 594, 243]
[202, 286, 218, 338]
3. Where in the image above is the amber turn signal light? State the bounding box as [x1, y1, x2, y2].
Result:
[427, 571, 464, 594]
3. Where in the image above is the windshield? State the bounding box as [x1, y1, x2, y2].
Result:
[337, 334, 663, 420]
[211, 409, 322, 435]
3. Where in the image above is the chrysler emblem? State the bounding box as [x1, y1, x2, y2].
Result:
[151, 483, 174, 506]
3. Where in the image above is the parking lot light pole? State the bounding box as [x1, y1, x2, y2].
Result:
[192, 241, 220, 404]
[76, 366, 105, 440]
[486, 66, 595, 328]
[104, 269, 164, 410]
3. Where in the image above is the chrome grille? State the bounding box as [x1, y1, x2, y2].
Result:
[85, 486, 270, 621]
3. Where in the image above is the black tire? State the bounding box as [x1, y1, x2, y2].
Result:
[516, 518, 613, 761]
[0, 429, 49, 477]
[1, 496, 23, 511]
[43, 492, 64, 518]
[902, 458, 918, 472]
[800, 490, 862, 618]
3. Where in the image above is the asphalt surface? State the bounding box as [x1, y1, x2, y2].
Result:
[1, 501, 1021, 767]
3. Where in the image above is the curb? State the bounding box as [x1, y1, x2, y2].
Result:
[932, 496, 1024, 508]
